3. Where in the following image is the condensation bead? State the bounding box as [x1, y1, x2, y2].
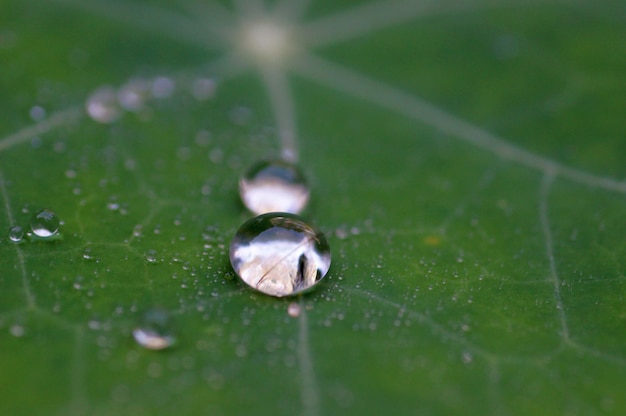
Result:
[229, 212, 331, 297]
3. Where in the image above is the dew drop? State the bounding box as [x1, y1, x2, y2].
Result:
[239, 160, 310, 215]
[191, 77, 216, 101]
[8, 225, 24, 242]
[145, 249, 158, 263]
[150, 76, 175, 99]
[29, 105, 46, 121]
[132, 308, 176, 350]
[10, 324, 25, 337]
[86, 86, 121, 123]
[30, 209, 60, 238]
[229, 213, 331, 297]
[117, 78, 150, 112]
[287, 302, 301, 318]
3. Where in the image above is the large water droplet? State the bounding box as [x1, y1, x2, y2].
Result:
[132, 308, 176, 350]
[30, 209, 60, 238]
[8, 225, 24, 242]
[239, 160, 310, 215]
[229, 213, 331, 297]
[86, 86, 121, 123]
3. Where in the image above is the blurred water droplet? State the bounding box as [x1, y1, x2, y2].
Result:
[229, 213, 331, 297]
[239, 160, 309, 215]
[10, 324, 25, 337]
[150, 76, 175, 98]
[8, 225, 24, 242]
[30, 209, 60, 238]
[82, 248, 94, 260]
[29, 105, 46, 121]
[229, 106, 252, 125]
[117, 78, 150, 112]
[86, 86, 121, 123]
[145, 249, 158, 263]
[287, 302, 301, 318]
[191, 77, 216, 101]
[132, 308, 176, 350]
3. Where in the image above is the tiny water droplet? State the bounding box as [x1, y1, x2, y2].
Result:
[229, 106, 252, 125]
[117, 78, 150, 112]
[229, 213, 331, 297]
[29, 105, 46, 121]
[86, 86, 120, 123]
[145, 249, 158, 263]
[150, 76, 175, 99]
[8, 225, 24, 242]
[10, 324, 25, 337]
[82, 248, 94, 260]
[132, 308, 176, 350]
[30, 209, 60, 238]
[239, 160, 310, 215]
[191, 77, 216, 101]
[287, 302, 301, 318]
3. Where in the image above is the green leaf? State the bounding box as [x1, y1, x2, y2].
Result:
[1, 0, 625, 415]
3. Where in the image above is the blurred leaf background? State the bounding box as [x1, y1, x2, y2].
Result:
[0, 0, 625, 415]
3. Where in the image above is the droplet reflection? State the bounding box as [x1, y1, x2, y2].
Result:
[8, 225, 24, 242]
[30, 209, 60, 238]
[132, 308, 176, 350]
[229, 213, 331, 297]
[239, 160, 309, 215]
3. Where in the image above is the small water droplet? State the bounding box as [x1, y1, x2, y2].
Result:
[229, 213, 331, 297]
[229, 106, 252, 125]
[287, 302, 301, 317]
[150, 76, 175, 99]
[30, 209, 60, 238]
[191, 77, 216, 101]
[10, 324, 25, 337]
[82, 248, 95, 260]
[209, 148, 223, 163]
[8, 225, 24, 242]
[86, 86, 121, 123]
[132, 308, 176, 350]
[239, 160, 310, 215]
[117, 78, 150, 112]
[29, 105, 46, 121]
[145, 250, 158, 263]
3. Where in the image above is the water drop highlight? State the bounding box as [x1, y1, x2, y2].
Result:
[239, 160, 309, 215]
[30, 209, 60, 238]
[86, 86, 120, 123]
[229, 212, 331, 297]
[8, 225, 24, 242]
[132, 308, 176, 350]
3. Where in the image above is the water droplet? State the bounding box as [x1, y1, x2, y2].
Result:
[132, 308, 176, 350]
[86, 86, 121, 123]
[239, 160, 310, 215]
[191, 77, 216, 101]
[229, 213, 331, 297]
[29, 105, 46, 121]
[229, 106, 252, 125]
[117, 78, 150, 112]
[145, 249, 158, 263]
[287, 302, 301, 317]
[30, 209, 60, 238]
[10, 324, 25, 337]
[150, 76, 175, 99]
[8, 225, 24, 242]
